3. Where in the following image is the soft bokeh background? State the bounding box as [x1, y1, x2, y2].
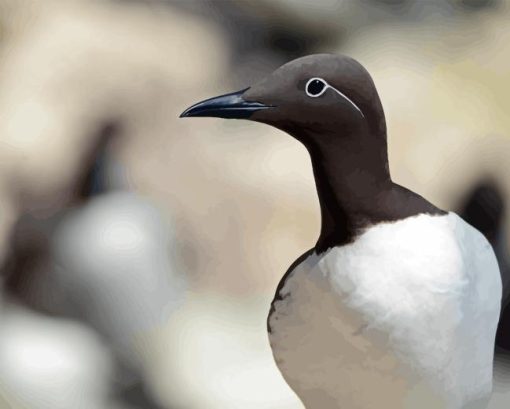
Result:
[0, 0, 509, 408]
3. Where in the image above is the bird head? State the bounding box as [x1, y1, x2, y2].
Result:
[180, 54, 386, 146]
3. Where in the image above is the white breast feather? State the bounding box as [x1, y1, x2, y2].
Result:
[268, 213, 502, 409]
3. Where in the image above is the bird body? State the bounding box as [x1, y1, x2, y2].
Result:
[181, 53, 502, 409]
[268, 212, 501, 409]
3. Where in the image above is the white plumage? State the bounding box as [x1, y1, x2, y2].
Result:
[269, 213, 502, 409]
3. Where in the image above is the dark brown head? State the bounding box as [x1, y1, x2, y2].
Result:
[180, 54, 386, 148]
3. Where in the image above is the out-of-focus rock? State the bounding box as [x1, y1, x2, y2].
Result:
[0, 304, 114, 409]
[148, 292, 304, 409]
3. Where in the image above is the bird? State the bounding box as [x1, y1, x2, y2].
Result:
[180, 54, 502, 409]
[1, 124, 181, 409]
[457, 181, 510, 352]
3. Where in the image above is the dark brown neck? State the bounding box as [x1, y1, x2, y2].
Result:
[306, 126, 390, 251]
[294, 125, 444, 254]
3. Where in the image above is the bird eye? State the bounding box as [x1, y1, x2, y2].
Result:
[306, 78, 328, 97]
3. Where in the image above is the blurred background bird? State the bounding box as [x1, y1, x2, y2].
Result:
[0, 0, 509, 408]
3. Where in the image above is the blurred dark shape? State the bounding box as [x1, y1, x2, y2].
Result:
[265, 26, 322, 60]
[169, 0, 340, 83]
[3, 119, 121, 304]
[211, 3, 325, 61]
[460, 181, 504, 245]
[1, 118, 175, 409]
[372, 0, 499, 11]
[77, 120, 123, 199]
[374, 0, 407, 4]
[116, 378, 165, 409]
[459, 0, 499, 11]
[498, 297, 510, 351]
[458, 180, 510, 351]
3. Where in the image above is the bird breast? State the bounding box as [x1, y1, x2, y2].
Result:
[268, 212, 501, 409]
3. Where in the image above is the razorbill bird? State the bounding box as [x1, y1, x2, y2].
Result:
[181, 54, 502, 409]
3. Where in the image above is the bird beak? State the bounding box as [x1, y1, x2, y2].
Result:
[180, 88, 272, 119]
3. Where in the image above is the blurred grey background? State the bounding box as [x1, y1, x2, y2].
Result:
[0, 0, 509, 408]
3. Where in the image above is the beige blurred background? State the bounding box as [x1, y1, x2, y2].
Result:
[0, 0, 509, 408]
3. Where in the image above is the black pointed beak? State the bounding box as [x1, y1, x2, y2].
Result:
[180, 88, 272, 119]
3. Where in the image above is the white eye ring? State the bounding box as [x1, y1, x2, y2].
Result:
[304, 77, 365, 118]
[305, 77, 328, 97]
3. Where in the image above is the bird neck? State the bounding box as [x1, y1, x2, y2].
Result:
[302, 126, 392, 253]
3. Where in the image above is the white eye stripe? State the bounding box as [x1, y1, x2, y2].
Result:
[305, 77, 365, 118]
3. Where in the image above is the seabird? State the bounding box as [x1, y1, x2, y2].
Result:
[181, 54, 502, 409]
[458, 181, 510, 352]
